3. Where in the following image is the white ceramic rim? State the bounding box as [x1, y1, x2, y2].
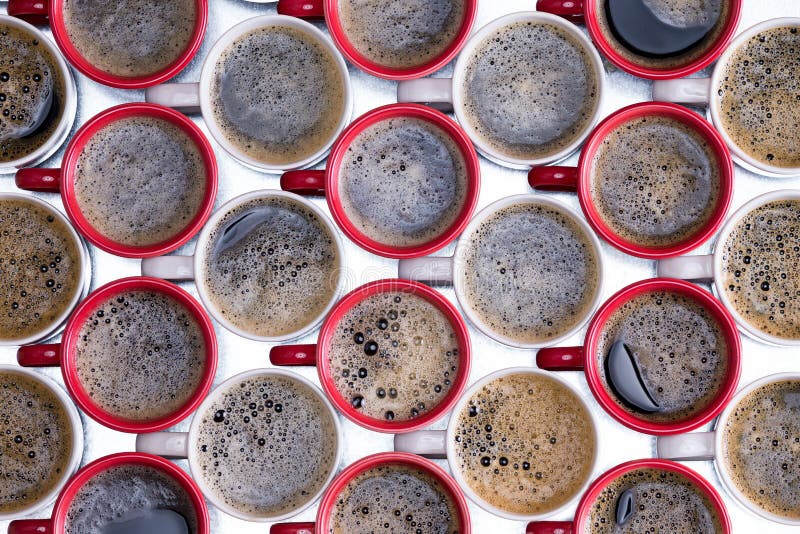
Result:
[198, 15, 353, 173]
[0, 365, 84, 521]
[452, 194, 605, 349]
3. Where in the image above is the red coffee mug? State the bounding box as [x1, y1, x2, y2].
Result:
[15, 103, 218, 258]
[16, 276, 218, 433]
[529, 102, 734, 259]
[525, 459, 731, 534]
[271, 278, 471, 433]
[7, 452, 211, 534]
[281, 103, 480, 259]
[270, 452, 472, 534]
[7, 0, 208, 89]
[536, 278, 741, 435]
[537, 0, 742, 80]
[277, 0, 477, 80]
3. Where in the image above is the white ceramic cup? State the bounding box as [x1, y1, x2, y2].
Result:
[140, 189, 345, 342]
[398, 194, 605, 349]
[0, 365, 83, 521]
[658, 189, 800, 346]
[135, 368, 343, 523]
[394, 366, 600, 522]
[652, 17, 800, 178]
[0, 15, 77, 175]
[144, 15, 353, 173]
[657, 372, 800, 525]
[396, 11, 606, 169]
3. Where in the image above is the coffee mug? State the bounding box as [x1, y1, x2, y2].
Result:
[529, 102, 734, 259]
[0, 15, 77, 174]
[277, 0, 477, 80]
[658, 373, 800, 525]
[538, 0, 742, 80]
[525, 459, 732, 533]
[653, 18, 800, 177]
[7, 0, 207, 89]
[280, 103, 480, 258]
[658, 189, 800, 346]
[536, 278, 741, 435]
[396, 11, 606, 168]
[8, 452, 211, 534]
[270, 278, 471, 433]
[16, 276, 217, 433]
[15, 103, 218, 258]
[146, 15, 353, 173]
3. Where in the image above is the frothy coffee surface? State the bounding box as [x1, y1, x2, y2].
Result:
[461, 201, 600, 345]
[0, 23, 66, 164]
[75, 290, 207, 422]
[201, 195, 340, 338]
[195, 374, 338, 517]
[591, 115, 722, 248]
[329, 462, 461, 534]
[62, 0, 198, 78]
[584, 467, 724, 533]
[721, 378, 800, 520]
[74, 116, 208, 247]
[338, 0, 466, 69]
[211, 25, 346, 166]
[718, 25, 800, 168]
[0, 371, 73, 514]
[721, 199, 800, 340]
[338, 117, 468, 248]
[453, 372, 596, 515]
[461, 20, 599, 161]
[328, 290, 461, 423]
[0, 198, 82, 341]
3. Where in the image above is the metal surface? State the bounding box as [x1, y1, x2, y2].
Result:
[1, 0, 799, 532]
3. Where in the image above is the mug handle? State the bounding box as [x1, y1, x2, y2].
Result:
[536, 347, 585, 371]
[526, 522, 574, 534]
[652, 78, 711, 105]
[8, 519, 53, 534]
[141, 256, 195, 281]
[7, 0, 50, 25]
[536, 0, 585, 24]
[277, 0, 325, 19]
[394, 430, 447, 459]
[270, 523, 315, 534]
[280, 170, 327, 196]
[17, 344, 62, 367]
[528, 166, 579, 193]
[397, 257, 454, 286]
[136, 432, 190, 460]
[396, 78, 454, 113]
[657, 431, 716, 461]
[145, 83, 202, 114]
[656, 255, 714, 282]
[270, 344, 318, 366]
[15, 168, 62, 193]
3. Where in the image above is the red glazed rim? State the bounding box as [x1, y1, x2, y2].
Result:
[322, 0, 478, 80]
[59, 276, 218, 433]
[576, 102, 734, 259]
[316, 452, 472, 533]
[48, 453, 210, 533]
[59, 103, 217, 258]
[582, 278, 741, 435]
[48, 0, 207, 89]
[325, 103, 481, 259]
[583, 0, 743, 80]
[316, 279, 471, 433]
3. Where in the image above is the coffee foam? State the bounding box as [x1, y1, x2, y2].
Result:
[74, 116, 208, 247]
[211, 26, 346, 166]
[201, 195, 340, 338]
[453, 372, 595, 515]
[338, 116, 468, 248]
[75, 290, 207, 422]
[328, 290, 461, 422]
[62, 0, 197, 78]
[337, 0, 465, 69]
[717, 25, 800, 168]
[0, 371, 73, 514]
[721, 199, 800, 340]
[721, 379, 800, 520]
[591, 115, 721, 248]
[194, 374, 337, 517]
[0, 198, 82, 341]
[461, 201, 600, 345]
[329, 462, 461, 534]
[460, 20, 599, 161]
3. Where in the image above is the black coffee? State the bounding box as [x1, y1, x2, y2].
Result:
[0, 23, 67, 164]
[329, 462, 461, 534]
[62, 0, 198, 78]
[0, 370, 74, 514]
[74, 116, 208, 248]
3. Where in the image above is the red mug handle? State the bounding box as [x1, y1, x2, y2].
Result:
[527, 521, 574, 534]
[280, 170, 327, 197]
[15, 168, 62, 193]
[528, 166, 579, 193]
[7, 0, 51, 25]
[536, 346, 585, 371]
[8, 519, 53, 534]
[270, 345, 318, 366]
[270, 522, 315, 534]
[17, 344, 62, 367]
[277, 0, 325, 19]
[536, 0, 585, 24]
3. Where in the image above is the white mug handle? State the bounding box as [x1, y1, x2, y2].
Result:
[397, 78, 454, 112]
[394, 430, 447, 459]
[146, 82, 202, 114]
[136, 432, 190, 459]
[141, 255, 195, 281]
[652, 77, 711, 105]
[657, 254, 714, 282]
[657, 431, 716, 461]
[398, 256, 454, 286]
